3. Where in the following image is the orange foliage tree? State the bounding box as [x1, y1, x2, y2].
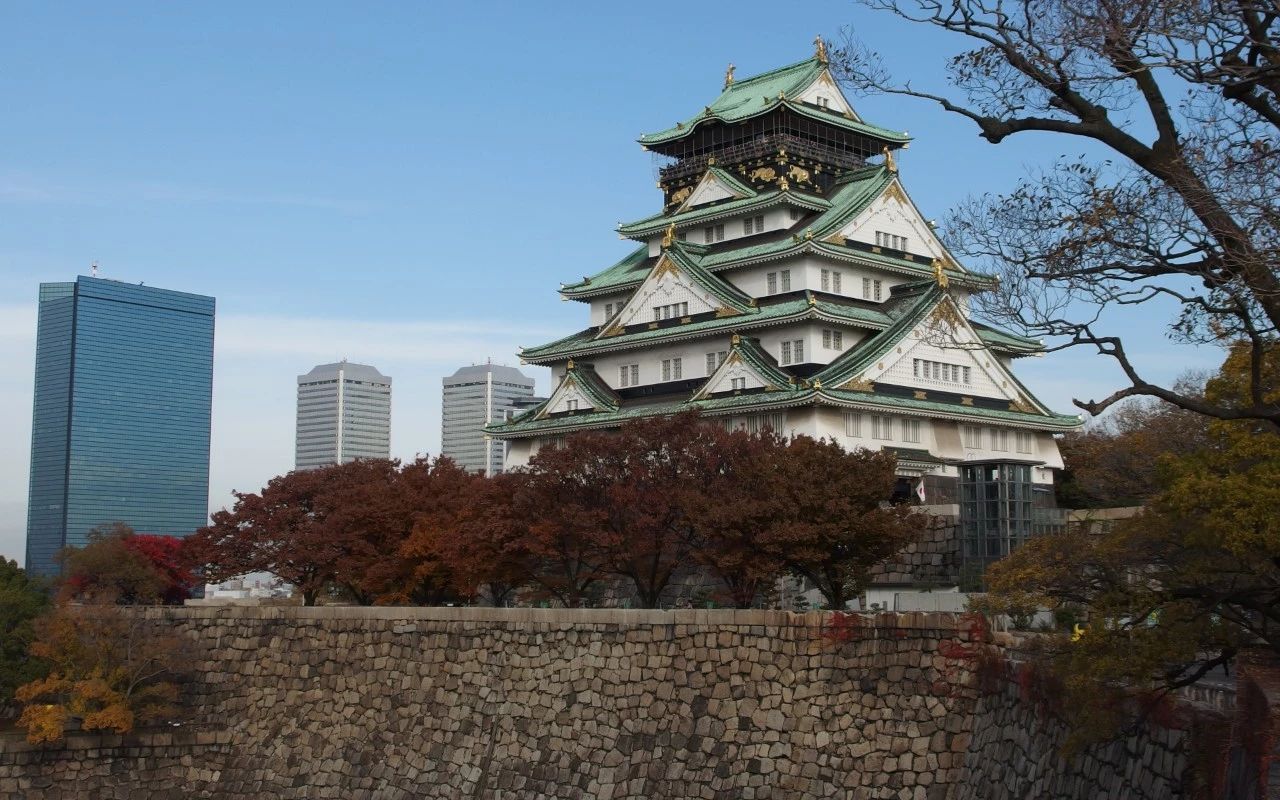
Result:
[15, 604, 186, 744]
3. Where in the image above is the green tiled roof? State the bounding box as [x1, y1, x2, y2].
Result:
[819, 388, 1082, 429]
[814, 282, 943, 388]
[563, 245, 653, 298]
[662, 243, 756, 314]
[520, 296, 894, 364]
[638, 57, 909, 147]
[694, 335, 794, 400]
[971, 321, 1044, 354]
[617, 190, 830, 238]
[488, 388, 816, 438]
[563, 364, 620, 412]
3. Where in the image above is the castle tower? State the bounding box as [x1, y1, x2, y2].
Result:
[488, 45, 1081, 575]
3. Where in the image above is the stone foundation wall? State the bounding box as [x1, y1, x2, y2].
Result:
[0, 607, 1191, 799]
[868, 518, 962, 587]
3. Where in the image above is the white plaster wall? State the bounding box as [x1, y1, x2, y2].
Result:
[590, 292, 635, 327]
[723, 256, 906, 303]
[837, 188, 948, 262]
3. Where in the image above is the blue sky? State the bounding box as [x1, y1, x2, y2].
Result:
[0, 2, 1218, 564]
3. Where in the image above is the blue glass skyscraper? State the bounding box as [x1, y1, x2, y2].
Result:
[25, 276, 215, 577]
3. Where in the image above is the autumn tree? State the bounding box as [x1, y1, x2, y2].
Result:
[1055, 376, 1213, 507]
[833, 0, 1280, 424]
[399, 459, 515, 605]
[60, 524, 195, 605]
[979, 345, 1279, 742]
[510, 449, 611, 608]
[759, 437, 925, 609]
[15, 604, 187, 744]
[185, 466, 344, 605]
[0, 559, 49, 707]
[685, 428, 789, 608]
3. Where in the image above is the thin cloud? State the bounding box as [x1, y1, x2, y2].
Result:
[216, 313, 560, 364]
[0, 173, 357, 212]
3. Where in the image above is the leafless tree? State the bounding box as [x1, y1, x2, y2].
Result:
[832, 0, 1280, 423]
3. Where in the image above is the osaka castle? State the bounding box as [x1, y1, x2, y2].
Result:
[490, 42, 1081, 568]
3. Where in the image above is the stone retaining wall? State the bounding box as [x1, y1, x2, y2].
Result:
[0, 607, 1191, 799]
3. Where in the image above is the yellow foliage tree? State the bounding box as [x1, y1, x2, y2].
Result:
[978, 344, 1279, 747]
[14, 604, 185, 745]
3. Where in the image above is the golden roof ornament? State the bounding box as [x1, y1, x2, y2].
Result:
[724, 63, 735, 89]
[731, 333, 741, 345]
[661, 223, 676, 249]
[883, 145, 897, 173]
[566, 359, 576, 370]
[814, 35, 829, 64]
[932, 258, 949, 289]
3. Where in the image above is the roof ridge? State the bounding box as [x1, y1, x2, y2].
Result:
[723, 56, 820, 89]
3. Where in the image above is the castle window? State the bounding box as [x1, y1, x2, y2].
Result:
[822, 330, 843, 350]
[832, 271, 842, 293]
[789, 208, 805, 221]
[821, 269, 830, 291]
[652, 302, 688, 321]
[619, 364, 639, 387]
[990, 428, 1009, 452]
[844, 412, 861, 437]
[743, 215, 764, 235]
[875, 231, 908, 250]
[874, 280, 882, 301]
[903, 419, 921, 443]
[963, 424, 983, 448]
[566, 399, 579, 411]
[780, 270, 792, 292]
[660, 358, 683, 381]
[705, 351, 727, 375]
[704, 224, 725, 243]
[1016, 430, 1035, 454]
[604, 303, 614, 320]
[914, 358, 971, 385]
[730, 377, 747, 391]
[767, 272, 778, 294]
[871, 415, 893, 440]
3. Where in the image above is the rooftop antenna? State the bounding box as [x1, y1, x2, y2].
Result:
[91, 261, 99, 278]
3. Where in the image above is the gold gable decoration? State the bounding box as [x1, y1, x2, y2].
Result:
[814, 35, 828, 64]
[1009, 398, 1037, 414]
[724, 63, 735, 88]
[841, 377, 874, 392]
[661, 224, 676, 249]
[884, 182, 909, 206]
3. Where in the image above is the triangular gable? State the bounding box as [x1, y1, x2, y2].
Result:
[676, 166, 757, 212]
[793, 68, 860, 120]
[826, 178, 965, 271]
[818, 290, 1051, 414]
[691, 335, 792, 401]
[597, 247, 753, 337]
[537, 364, 619, 418]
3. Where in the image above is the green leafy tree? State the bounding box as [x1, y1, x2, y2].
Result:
[0, 559, 49, 706]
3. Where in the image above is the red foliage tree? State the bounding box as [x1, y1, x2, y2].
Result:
[61, 524, 195, 605]
[760, 438, 923, 610]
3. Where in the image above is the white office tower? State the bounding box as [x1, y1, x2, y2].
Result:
[295, 361, 392, 470]
[442, 363, 536, 476]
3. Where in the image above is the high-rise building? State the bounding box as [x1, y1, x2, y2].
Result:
[25, 276, 215, 577]
[488, 45, 1083, 577]
[441, 363, 536, 476]
[295, 361, 392, 470]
